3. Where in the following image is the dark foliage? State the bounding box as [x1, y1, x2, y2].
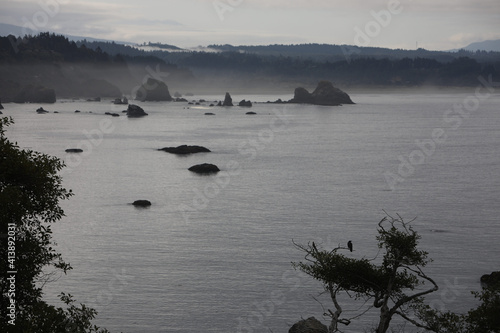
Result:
[0, 117, 109, 332]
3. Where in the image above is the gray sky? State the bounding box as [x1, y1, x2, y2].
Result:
[1, 0, 499, 50]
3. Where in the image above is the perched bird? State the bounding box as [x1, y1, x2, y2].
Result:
[347, 240, 353, 252]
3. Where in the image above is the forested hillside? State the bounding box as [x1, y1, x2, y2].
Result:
[0, 33, 193, 102]
[1, 33, 499, 102]
[79, 40, 500, 88]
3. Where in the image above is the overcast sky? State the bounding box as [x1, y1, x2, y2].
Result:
[1, 0, 499, 50]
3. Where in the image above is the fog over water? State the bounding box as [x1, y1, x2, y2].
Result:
[4, 90, 500, 332]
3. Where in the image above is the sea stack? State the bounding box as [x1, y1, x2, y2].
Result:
[289, 81, 354, 106]
[222, 92, 233, 106]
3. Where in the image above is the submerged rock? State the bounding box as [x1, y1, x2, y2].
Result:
[127, 104, 148, 117]
[36, 107, 49, 114]
[159, 145, 211, 155]
[132, 200, 152, 207]
[289, 317, 327, 333]
[188, 163, 220, 174]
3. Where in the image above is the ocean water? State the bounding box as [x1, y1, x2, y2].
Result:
[4, 90, 500, 332]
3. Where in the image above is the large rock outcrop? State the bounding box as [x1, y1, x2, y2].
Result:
[238, 99, 252, 107]
[481, 271, 500, 288]
[135, 78, 173, 102]
[13, 85, 56, 103]
[289, 81, 354, 106]
[127, 104, 148, 117]
[289, 317, 327, 333]
[222, 92, 233, 106]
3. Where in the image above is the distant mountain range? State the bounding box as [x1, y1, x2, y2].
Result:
[1, 22, 500, 53]
[460, 39, 500, 52]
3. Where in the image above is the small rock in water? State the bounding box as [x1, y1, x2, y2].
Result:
[188, 163, 220, 174]
[65, 148, 83, 153]
[159, 145, 211, 155]
[132, 200, 152, 207]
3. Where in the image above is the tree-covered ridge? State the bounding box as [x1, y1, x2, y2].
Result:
[175, 51, 498, 86]
[0, 33, 193, 101]
[207, 43, 500, 62]
[1, 33, 499, 99]
[78, 40, 500, 87]
[0, 32, 123, 63]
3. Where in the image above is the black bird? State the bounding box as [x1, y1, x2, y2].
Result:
[347, 240, 353, 252]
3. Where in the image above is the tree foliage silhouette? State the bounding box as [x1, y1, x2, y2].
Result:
[294, 214, 439, 333]
[0, 117, 109, 332]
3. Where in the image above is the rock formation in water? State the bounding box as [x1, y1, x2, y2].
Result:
[65, 148, 83, 153]
[36, 107, 49, 114]
[132, 200, 152, 207]
[159, 145, 211, 155]
[289, 317, 327, 333]
[135, 78, 173, 102]
[481, 271, 500, 287]
[113, 97, 128, 105]
[292, 87, 314, 104]
[126, 104, 148, 117]
[188, 163, 220, 174]
[238, 99, 252, 107]
[222, 92, 233, 106]
[289, 80, 354, 106]
[0, 99, 4, 110]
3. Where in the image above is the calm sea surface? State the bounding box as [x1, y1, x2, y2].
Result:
[4, 90, 500, 332]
